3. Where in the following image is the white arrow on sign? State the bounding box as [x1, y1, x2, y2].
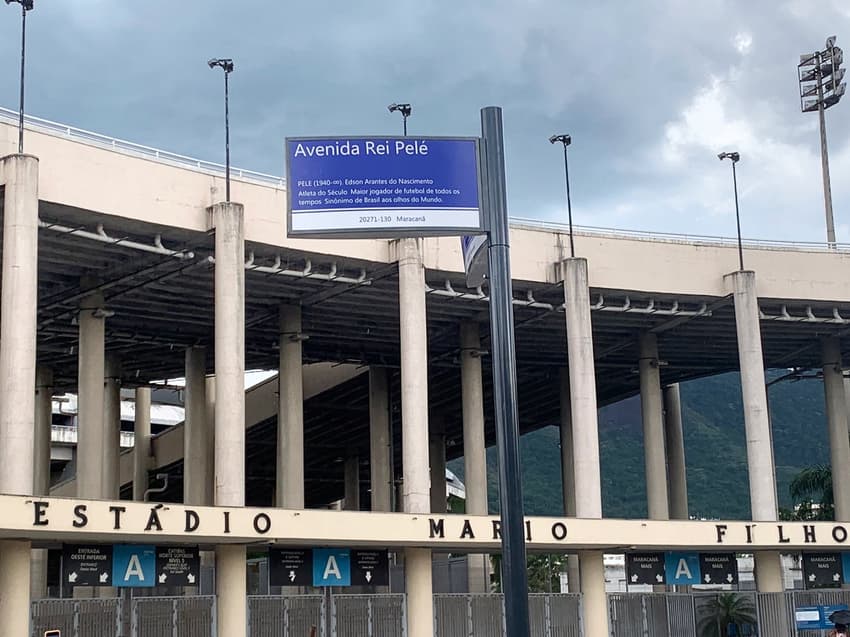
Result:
[159, 573, 167, 584]
[365, 571, 372, 583]
[187, 573, 196, 585]
[655, 574, 663, 583]
[809, 573, 817, 582]
[704, 574, 712, 584]
[99, 572, 109, 584]
[726, 574, 735, 584]
[630, 574, 639, 583]
[68, 572, 78, 583]
[834, 573, 841, 582]
[289, 570, 296, 582]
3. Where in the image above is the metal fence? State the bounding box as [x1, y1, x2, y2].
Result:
[757, 590, 850, 637]
[31, 598, 122, 637]
[132, 596, 216, 637]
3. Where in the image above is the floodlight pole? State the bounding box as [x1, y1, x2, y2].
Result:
[6, 0, 33, 154]
[481, 106, 530, 637]
[815, 57, 836, 249]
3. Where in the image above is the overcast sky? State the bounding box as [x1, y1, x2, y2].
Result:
[1, 1, 848, 242]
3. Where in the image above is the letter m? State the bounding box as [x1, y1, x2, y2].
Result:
[429, 518, 445, 539]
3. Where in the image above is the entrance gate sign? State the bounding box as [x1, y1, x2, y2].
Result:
[285, 137, 483, 238]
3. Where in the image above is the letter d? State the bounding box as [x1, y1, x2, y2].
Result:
[185, 510, 200, 532]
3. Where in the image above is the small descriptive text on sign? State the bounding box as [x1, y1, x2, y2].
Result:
[285, 137, 482, 238]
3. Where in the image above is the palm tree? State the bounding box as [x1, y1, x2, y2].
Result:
[784, 465, 834, 521]
[697, 593, 757, 637]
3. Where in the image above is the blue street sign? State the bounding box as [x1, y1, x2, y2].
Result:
[795, 604, 849, 630]
[112, 545, 156, 588]
[665, 552, 701, 585]
[312, 548, 351, 587]
[286, 136, 483, 238]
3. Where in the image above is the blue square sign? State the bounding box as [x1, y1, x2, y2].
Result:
[312, 549, 351, 587]
[665, 552, 701, 586]
[112, 545, 156, 588]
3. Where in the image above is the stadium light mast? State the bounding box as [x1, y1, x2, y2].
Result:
[799, 36, 846, 248]
[718, 152, 744, 271]
[208, 58, 234, 202]
[5, 0, 34, 154]
[549, 134, 575, 257]
[388, 103, 412, 136]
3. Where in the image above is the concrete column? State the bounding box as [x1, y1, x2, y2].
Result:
[558, 369, 581, 593]
[278, 304, 304, 509]
[562, 257, 608, 633]
[823, 336, 850, 520]
[343, 457, 360, 511]
[0, 154, 39, 632]
[31, 367, 53, 599]
[639, 332, 669, 520]
[211, 201, 247, 635]
[664, 384, 689, 520]
[184, 347, 209, 506]
[369, 368, 392, 513]
[205, 375, 216, 507]
[133, 387, 151, 501]
[102, 355, 121, 500]
[461, 322, 490, 593]
[397, 237, 433, 637]
[78, 291, 106, 499]
[429, 433, 446, 514]
[726, 270, 782, 591]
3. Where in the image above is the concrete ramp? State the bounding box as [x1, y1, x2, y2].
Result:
[51, 362, 365, 497]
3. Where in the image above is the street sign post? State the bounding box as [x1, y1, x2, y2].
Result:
[286, 136, 483, 238]
[803, 552, 843, 588]
[269, 548, 312, 586]
[62, 544, 112, 587]
[156, 546, 200, 586]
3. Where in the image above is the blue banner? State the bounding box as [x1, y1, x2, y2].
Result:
[286, 137, 482, 237]
[665, 552, 701, 585]
[312, 548, 351, 587]
[112, 544, 156, 588]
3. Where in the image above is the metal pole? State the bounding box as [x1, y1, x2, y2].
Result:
[224, 69, 231, 203]
[403, 114, 408, 137]
[562, 144, 574, 258]
[732, 161, 743, 271]
[816, 56, 836, 248]
[481, 106, 530, 637]
[18, 2, 27, 154]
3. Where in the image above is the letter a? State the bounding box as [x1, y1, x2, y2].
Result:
[675, 558, 692, 580]
[124, 554, 145, 582]
[323, 555, 342, 581]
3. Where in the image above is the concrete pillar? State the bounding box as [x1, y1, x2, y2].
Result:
[664, 384, 689, 520]
[278, 304, 304, 509]
[397, 237, 433, 637]
[133, 387, 152, 501]
[726, 270, 783, 591]
[102, 355, 121, 500]
[823, 336, 850, 520]
[369, 368, 392, 513]
[0, 153, 39, 633]
[430, 433, 446, 514]
[344, 457, 360, 511]
[639, 332, 669, 520]
[77, 291, 106, 499]
[461, 322, 490, 593]
[184, 347, 209, 506]
[559, 369, 581, 593]
[562, 257, 608, 632]
[211, 201, 247, 635]
[32, 367, 53, 599]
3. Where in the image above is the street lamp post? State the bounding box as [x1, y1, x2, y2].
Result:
[5, 0, 34, 154]
[549, 134, 575, 258]
[388, 103, 412, 136]
[718, 151, 744, 271]
[799, 36, 846, 248]
[208, 58, 234, 203]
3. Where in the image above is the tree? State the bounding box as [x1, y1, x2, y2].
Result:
[696, 593, 757, 637]
[489, 554, 565, 593]
[780, 464, 834, 521]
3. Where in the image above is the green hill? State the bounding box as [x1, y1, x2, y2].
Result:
[448, 372, 830, 519]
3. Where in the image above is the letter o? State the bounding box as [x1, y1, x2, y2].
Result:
[551, 522, 568, 541]
[253, 513, 272, 534]
[833, 525, 848, 543]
